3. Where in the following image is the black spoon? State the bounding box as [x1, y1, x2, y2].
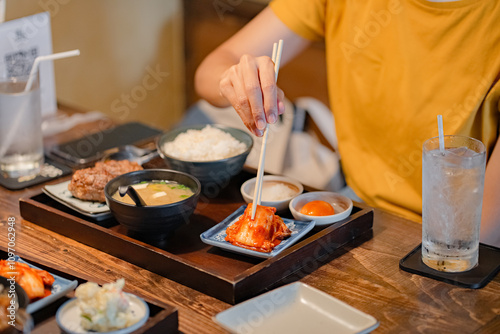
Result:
[118, 185, 147, 206]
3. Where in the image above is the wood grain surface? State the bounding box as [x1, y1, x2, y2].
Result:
[0, 114, 499, 333]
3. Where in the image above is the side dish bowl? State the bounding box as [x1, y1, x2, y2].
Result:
[289, 191, 353, 226]
[104, 169, 201, 241]
[0, 276, 33, 333]
[240, 175, 303, 212]
[0, 276, 29, 309]
[156, 124, 253, 196]
[56, 292, 149, 334]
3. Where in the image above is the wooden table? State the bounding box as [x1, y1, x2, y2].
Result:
[1, 117, 499, 333]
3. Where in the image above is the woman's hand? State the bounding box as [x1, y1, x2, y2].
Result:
[195, 7, 310, 136]
[219, 54, 285, 136]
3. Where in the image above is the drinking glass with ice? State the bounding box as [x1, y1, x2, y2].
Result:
[0, 73, 43, 178]
[422, 135, 486, 272]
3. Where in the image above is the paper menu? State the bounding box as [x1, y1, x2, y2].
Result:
[0, 12, 56, 115]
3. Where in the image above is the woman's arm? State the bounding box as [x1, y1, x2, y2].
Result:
[194, 6, 310, 136]
[480, 136, 500, 247]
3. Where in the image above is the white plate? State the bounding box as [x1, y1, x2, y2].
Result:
[200, 205, 315, 259]
[43, 180, 112, 221]
[214, 282, 379, 334]
[56, 293, 149, 334]
[11, 256, 78, 314]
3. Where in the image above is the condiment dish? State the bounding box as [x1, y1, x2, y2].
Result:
[240, 175, 303, 212]
[56, 293, 149, 334]
[289, 191, 353, 225]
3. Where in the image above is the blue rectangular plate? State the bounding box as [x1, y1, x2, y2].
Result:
[14, 256, 78, 314]
[200, 205, 316, 259]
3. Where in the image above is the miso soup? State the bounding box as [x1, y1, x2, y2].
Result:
[112, 180, 194, 206]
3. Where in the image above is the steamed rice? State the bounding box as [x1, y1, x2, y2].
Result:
[163, 125, 247, 161]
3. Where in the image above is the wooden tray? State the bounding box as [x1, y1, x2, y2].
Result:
[20, 179, 374, 304]
[0, 250, 178, 334]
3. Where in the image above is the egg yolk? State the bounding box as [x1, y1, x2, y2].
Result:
[300, 200, 335, 216]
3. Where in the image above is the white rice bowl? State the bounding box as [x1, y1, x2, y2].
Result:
[162, 125, 247, 161]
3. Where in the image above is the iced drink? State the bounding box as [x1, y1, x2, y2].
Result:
[422, 135, 486, 272]
[0, 74, 44, 178]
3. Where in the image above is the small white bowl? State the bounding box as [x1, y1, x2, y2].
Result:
[240, 175, 303, 212]
[56, 293, 149, 334]
[289, 191, 353, 225]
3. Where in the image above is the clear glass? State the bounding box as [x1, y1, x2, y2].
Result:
[0, 73, 44, 178]
[422, 135, 486, 272]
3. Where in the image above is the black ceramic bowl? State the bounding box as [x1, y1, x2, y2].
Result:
[104, 169, 201, 241]
[0, 276, 29, 309]
[0, 276, 33, 333]
[156, 124, 253, 197]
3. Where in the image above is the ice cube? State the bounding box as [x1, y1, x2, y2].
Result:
[447, 146, 476, 157]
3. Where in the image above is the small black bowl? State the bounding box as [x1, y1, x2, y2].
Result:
[0, 276, 29, 309]
[0, 276, 33, 333]
[104, 169, 201, 242]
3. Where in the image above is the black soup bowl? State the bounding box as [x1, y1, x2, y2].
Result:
[0, 276, 29, 309]
[104, 169, 201, 242]
[0, 276, 33, 333]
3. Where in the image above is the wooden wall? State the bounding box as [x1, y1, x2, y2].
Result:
[5, 0, 185, 130]
[5, 0, 328, 130]
[183, 0, 329, 108]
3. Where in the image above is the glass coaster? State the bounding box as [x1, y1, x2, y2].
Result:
[399, 243, 500, 289]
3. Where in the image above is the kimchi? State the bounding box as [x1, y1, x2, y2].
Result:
[225, 204, 291, 253]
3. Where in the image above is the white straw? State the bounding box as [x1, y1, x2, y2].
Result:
[251, 39, 283, 220]
[0, 0, 5, 24]
[437, 114, 445, 154]
[0, 50, 80, 160]
[24, 49, 80, 92]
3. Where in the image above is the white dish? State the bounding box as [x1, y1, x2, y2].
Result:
[43, 180, 112, 221]
[289, 191, 353, 226]
[214, 282, 379, 334]
[240, 175, 303, 212]
[56, 293, 149, 334]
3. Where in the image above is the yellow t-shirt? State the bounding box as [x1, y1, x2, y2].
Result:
[270, 0, 500, 222]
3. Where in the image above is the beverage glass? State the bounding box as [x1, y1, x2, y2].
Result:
[0, 73, 44, 178]
[422, 135, 486, 272]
